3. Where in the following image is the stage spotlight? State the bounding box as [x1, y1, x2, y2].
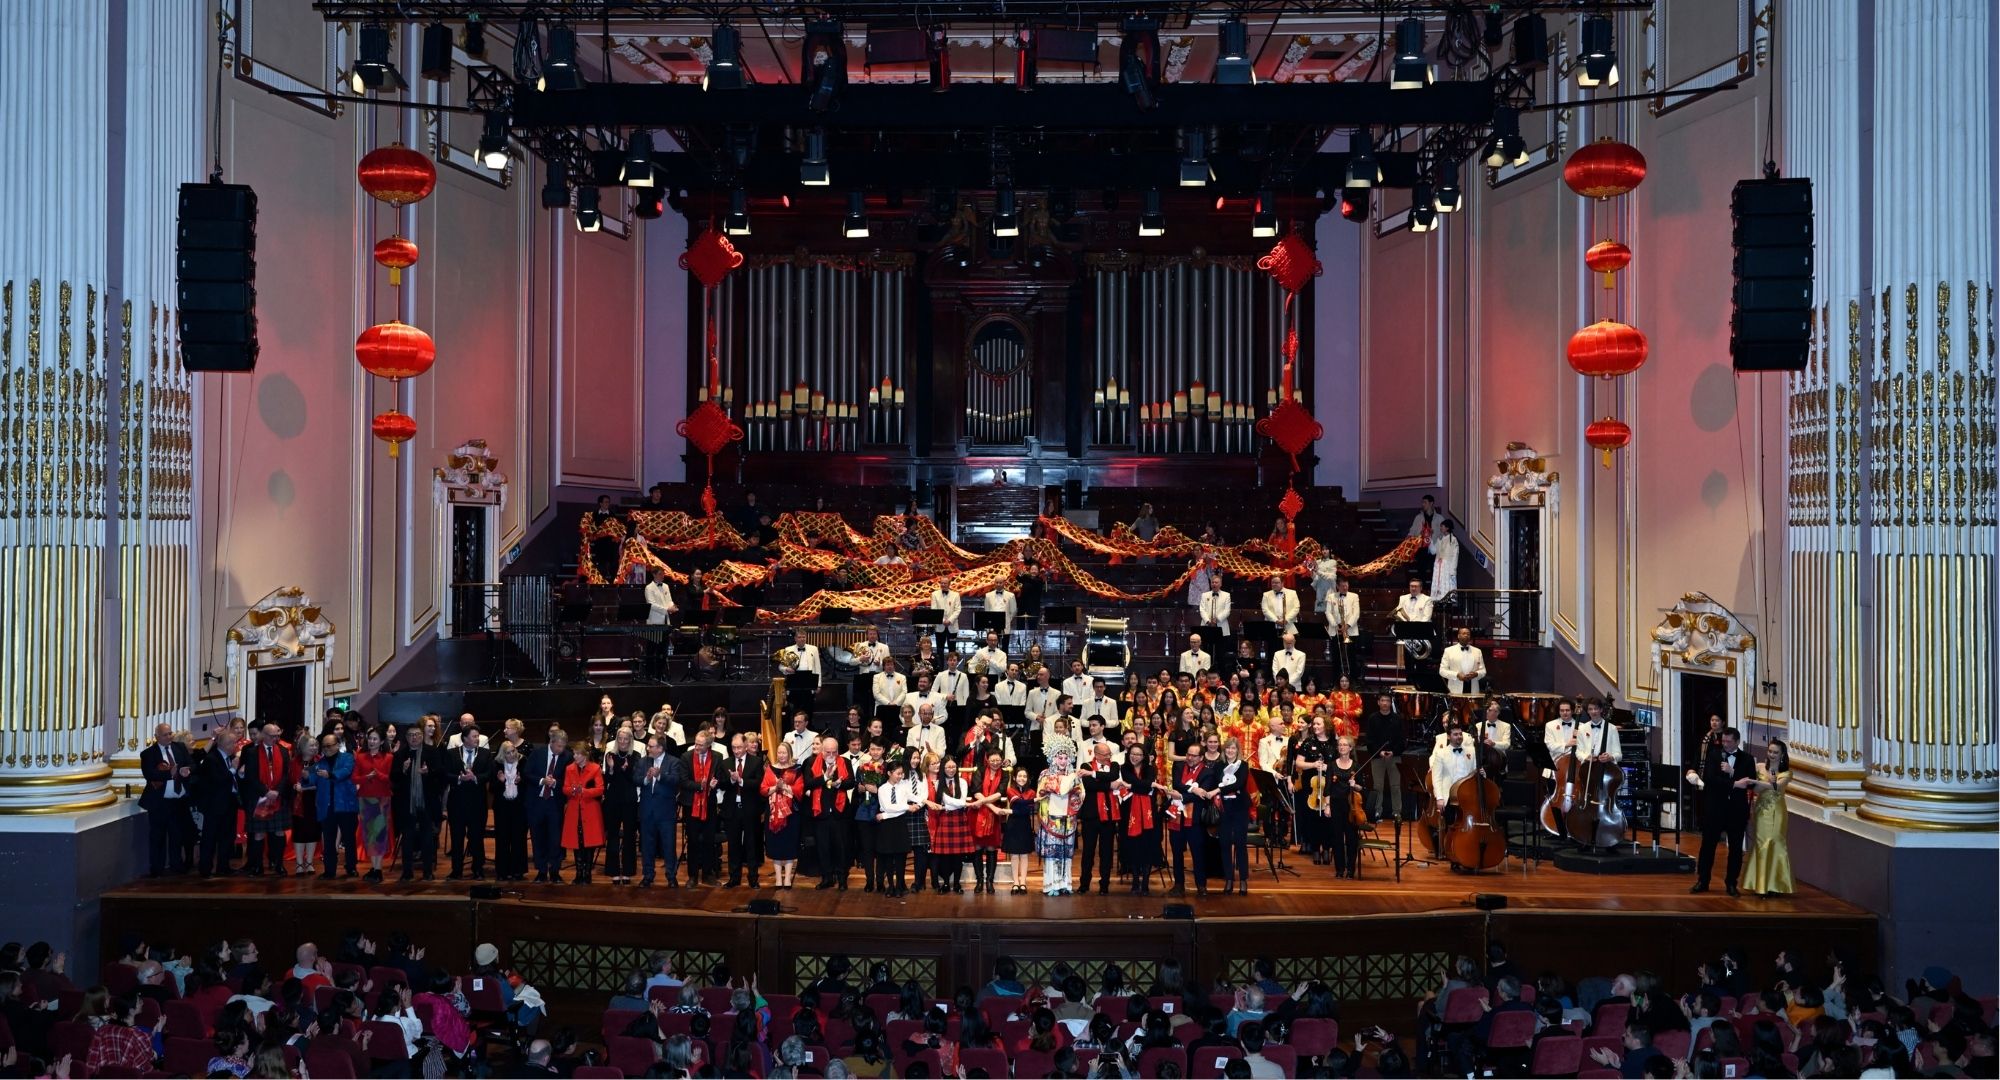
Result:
[349, 23, 407, 93]
[804, 22, 846, 112]
[1139, 189, 1166, 236]
[1338, 190, 1369, 223]
[842, 190, 869, 238]
[801, 129, 831, 186]
[1409, 186, 1437, 233]
[1119, 19, 1160, 110]
[1434, 168, 1463, 212]
[478, 113, 510, 171]
[1390, 17, 1432, 89]
[1250, 191, 1278, 238]
[621, 130, 656, 188]
[633, 188, 666, 220]
[706, 24, 747, 91]
[539, 25, 580, 91]
[574, 186, 602, 232]
[1482, 8, 1506, 49]
[540, 161, 568, 209]
[725, 189, 751, 235]
[1014, 29, 1037, 91]
[420, 23, 454, 82]
[1214, 17, 1254, 84]
[992, 189, 1020, 237]
[1578, 15, 1619, 88]
[1512, 14, 1550, 71]
[1179, 129, 1211, 187]
[463, 15, 486, 59]
[1344, 128, 1380, 189]
[1483, 107, 1529, 168]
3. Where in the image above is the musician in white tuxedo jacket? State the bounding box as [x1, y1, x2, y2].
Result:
[1427, 728, 1480, 809]
[644, 570, 677, 625]
[1438, 628, 1487, 695]
[780, 628, 822, 677]
[982, 586, 1018, 636]
[1179, 634, 1213, 676]
[1324, 580, 1360, 641]
[1259, 575, 1301, 635]
[1198, 575, 1233, 637]
[1270, 633, 1307, 687]
[928, 585, 963, 630]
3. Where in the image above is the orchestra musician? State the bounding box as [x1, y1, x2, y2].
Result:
[1408, 494, 1442, 581]
[1179, 633, 1213, 677]
[934, 651, 972, 746]
[1260, 574, 1301, 635]
[1198, 574, 1234, 638]
[1439, 699, 1512, 750]
[993, 663, 1029, 733]
[1254, 714, 1293, 775]
[1077, 678, 1121, 737]
[852, 624, 890, 717]
[1439, 628, 1487, 695]
[982, 583, 1018, 637]
[1061, 660, 1094, 707]
[1270, 632, 1307, 689]
[928, 581, 963, 636]
[1290, 715, 1335, 861]
[1360, 694, 1406, 822]
[644, 569, 677, 625]
[1325, 735, 1363, 879]
[1394, 578, 1436, 687]
[1427, 723, 1479, 816]
[1309, 553, 1342, 612]
[1324, 577, 1360, 677]
[871, 656, 909, 739]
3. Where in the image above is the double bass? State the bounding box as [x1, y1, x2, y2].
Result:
[1562, 730, 1627, 849]
[1538, 747, 1578, 835]
[1445, 744, 1507, 871]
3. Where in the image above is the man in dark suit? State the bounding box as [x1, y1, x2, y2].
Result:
[138, 723, 193, 876]
[446, 733, 496, 880]
[521, 728, 573, 883]
[240, 723, 295, 875]
[392, 735, 450, 881]
[1077, 742, 1123, 895]
[193, 728, 244, 877]
[720, 731, 767, 887]
[1687, 726, 1756, 897]
[636, 734, 684, 887]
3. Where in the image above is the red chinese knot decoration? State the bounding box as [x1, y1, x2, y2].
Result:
[1584, 239, 1630, 289]
[372, 409, 418, 458]
[373, 235, 420, 285]
[357, 144, 437, 207]
[679, 227, 745, 288]
[1566, 319, 1649, 379]
[1257, 398, 1325, 471]
[1563, 138, 1647, 200]
[680, 228, 748, 531]
[1254, 231, 1325, 533]
[1256, 233, 1323, 294]
[1585, 416, 1632, 467]
[355, 320, 437, 382]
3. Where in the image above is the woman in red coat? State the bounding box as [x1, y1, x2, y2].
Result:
[561, 745, 606, 884]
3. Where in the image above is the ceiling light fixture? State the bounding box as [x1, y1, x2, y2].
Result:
[420, 23, 454, 82]
[1338, 190, 1369, 223]
[1578, 15, 1620, 88]
[1251, 190, 1278, 237]
[725, 188, 751, 235]
[1483, 107, 1529, 168]
[1409, 182, 1437, 232]
[478, 113, 510, 171]
[621, 130, 656, 188]
[463, 15, 486, 59]
[1390, 17, 1432, 90]
[1214, 17, 1254, 84]
[1179, 129, 1211, 187]
[992, 188, 1020, 236]
[1139, 189, 1166, 236]
[349, 23, 407, 93]
[705, 24, 747, 91]
[800, 129, 831, 186]
[1344, 127, 1381, 189]
[1512, 14, 1550, 71]
[540, 161, 568, 209]
[842, 191, 870, 238]
[574, 186, 602, 232]
[1434, 166, 1463, 212]
[539, 25, 580, 91]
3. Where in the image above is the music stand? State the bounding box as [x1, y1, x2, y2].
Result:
[912, 607, 944, 627]
[784, 672, 822, 717]
[1242, 619, 1281, 645]
[1042, 605, 1080, 625]
[974, 611, 1008, 634]
[821, 607, 854, 624]
[1192, 624, 1225, 657]
[1249, 769, 1300, 881]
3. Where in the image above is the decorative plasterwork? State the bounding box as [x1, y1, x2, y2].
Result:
[1651, 591, 1756, 674]
[225, 586, 337, 665]
[432, 437, 509, 508]
[1642, 0, 1772, 118]
[1488, 441, 1559, 508]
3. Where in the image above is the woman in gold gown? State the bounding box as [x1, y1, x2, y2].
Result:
[1741, 739, 1795, 896]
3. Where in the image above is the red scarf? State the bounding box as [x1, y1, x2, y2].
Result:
[809, 754, 851, 815]
[1124, 767, 1156, 836]
[257, 744, 289, 789]
[688, 751, 714, 820]
[1087, 762, 1122, 822]
[972, 768, 1007, 843]
[1170, 759, 1204, 830]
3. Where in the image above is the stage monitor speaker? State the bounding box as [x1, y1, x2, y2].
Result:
[746, 898, 783, 915]
[469, 885, 502, 900]
[178, 182, 259, 372]
[1729, 176, 1812, 371]
[1473, 893, 1509, 911]
[1162, 903, 1195, 920]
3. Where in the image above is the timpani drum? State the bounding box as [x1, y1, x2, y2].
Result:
[1509, 692, 1566, 730]
[1446, 693, 1484, 728]
[1392, 684, 1429, 721]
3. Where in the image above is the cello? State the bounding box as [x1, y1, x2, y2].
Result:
[1539, 746, 1578, 835]
[1446, 744, 1508, 871]
[1562, 725, 1627, 848]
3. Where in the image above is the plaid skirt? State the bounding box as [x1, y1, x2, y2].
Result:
[906, 808, 930, 850]
[929, 808, 976, 855]
[247, 799, 291, 835]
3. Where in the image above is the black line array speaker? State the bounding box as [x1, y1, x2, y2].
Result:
[1730, 177, 1813, 371]
[177, 182, 259, 372]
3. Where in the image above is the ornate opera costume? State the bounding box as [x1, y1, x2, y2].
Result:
[1035, 743, 1084, 895]
[1429, 525, 1461, 600]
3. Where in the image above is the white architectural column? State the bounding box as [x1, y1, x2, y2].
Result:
[112, 0, 202, 782]
[1860, 0, 1997, 830]
[0, 3, 116, 812]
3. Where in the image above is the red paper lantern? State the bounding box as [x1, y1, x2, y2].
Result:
[372, 409, 417, 458]
[1566, 319, 1649, 379]
[1585, 239, 1631, 289]
[373, 235, 420, 286]
[355, 320, 437, 382]
[1563, 139, 1647, 200]
[357, 144, 437, 207]
[1585, 416, 1631, 467]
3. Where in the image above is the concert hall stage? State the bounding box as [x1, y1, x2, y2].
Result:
[100, 839, 1874, 1036]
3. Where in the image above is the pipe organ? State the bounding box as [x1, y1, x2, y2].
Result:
[965, 319, 1033, 446]
[711, 264, 909, 452]
[1093, 264, 1285, 455]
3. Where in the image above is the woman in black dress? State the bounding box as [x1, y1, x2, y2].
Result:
[1169, 732, 1223, 897]
[1001, 766, 1037, 894]
[1291, 715, 1335, 864]
[1117, 744, 1167, 895]
[1215, 739, 1252, 895]
[1326, 735, 1364, 879]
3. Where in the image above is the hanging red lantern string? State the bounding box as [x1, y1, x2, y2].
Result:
[1584, 239, 1631, 290]
[677, 227, 747, 531]
[355, 320, 437, 382]
[358, 144, 438, 207]
[1566, 319, 1649, 379]
[1585, 416, 1632, 467]
[372, 409, 418, 458]
[374, 235, 419, 286]
[1253, 231, 1325, 579]
[1563, 138, 1647, 200]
